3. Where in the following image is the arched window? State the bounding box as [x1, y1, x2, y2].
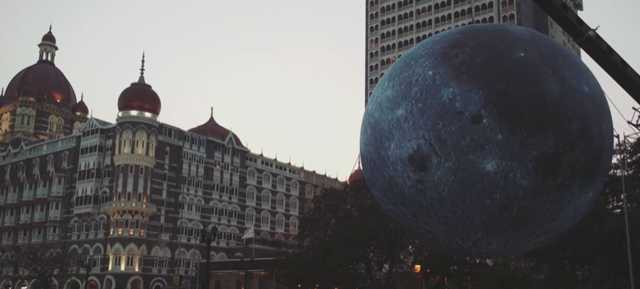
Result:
[262, 173, 271, 187]
[261, 190, 271, 208]
[276, 176, 285, 190]
[275, 214, 285, 232]
[245, 208, 255, 227]
[121, 130, 133, 154]
[111, 245, 124, 271]
[275, 193, 285, 211]
[289, 197, 298, 214]
[134, 130, 147, 155]
[246, 186, 256, 205]
[148, 135, 157, 157]
[247, 168, 257, 183]
[289, 217, 299, 234]
[260, 211, 270, 230]
[290, 181, 299, 195]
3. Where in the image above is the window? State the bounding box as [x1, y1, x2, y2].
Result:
[245, 208, 255, 227]
[247, 168, 257, 183]
[276, 193, 285, 211]
[261, 190, 271, 208]
[246, 186, 256, 205]
[261, 211, 270, 230]
[275, 214, 285, 232]
[289, 217, 299, 234]
[262, 173, 271, 187]
[289, 197, 299, 214]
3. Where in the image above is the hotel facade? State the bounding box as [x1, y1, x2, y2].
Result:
[0, 29, 343, 289]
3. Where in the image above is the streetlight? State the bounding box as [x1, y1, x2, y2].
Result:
[82, 255, 93, 289]
[200, 227, 218, 289]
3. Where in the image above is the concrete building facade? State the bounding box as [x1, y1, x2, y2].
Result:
[365, 0, 584, 104]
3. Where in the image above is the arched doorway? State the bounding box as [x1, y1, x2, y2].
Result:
[63, 279, 81, 289]
[126, 277, 143, 289]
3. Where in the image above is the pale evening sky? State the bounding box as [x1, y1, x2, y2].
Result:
[0, 0, 638, 180]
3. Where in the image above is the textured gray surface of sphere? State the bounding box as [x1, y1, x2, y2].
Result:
[360, 24, 613, 257]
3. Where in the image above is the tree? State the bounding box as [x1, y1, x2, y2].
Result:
[280, 178, 419, 289]
[1, 244, 76, 289]
[283, 136, 640, 289]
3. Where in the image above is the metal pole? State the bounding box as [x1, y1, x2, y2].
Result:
[205, 235, 211, 289]
[622, 134, 636, 289]
[244, 239, 250, 289]
[84, 256, 90, 289]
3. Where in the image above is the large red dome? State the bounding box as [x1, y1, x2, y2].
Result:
[117, 82, 161, 115]
[3, 61, 77, 107]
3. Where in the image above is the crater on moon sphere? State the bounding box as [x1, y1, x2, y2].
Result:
[360, 24, 613, 257]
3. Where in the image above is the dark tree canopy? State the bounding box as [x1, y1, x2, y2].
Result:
[281, 137, 640, 289]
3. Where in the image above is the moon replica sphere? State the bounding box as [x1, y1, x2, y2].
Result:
[360, 24, 613, 257]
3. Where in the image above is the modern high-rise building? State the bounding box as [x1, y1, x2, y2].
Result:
[0, 29, 343, 289]
[365, 0, 584, 104]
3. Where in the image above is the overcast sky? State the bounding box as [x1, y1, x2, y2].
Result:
[0, 0, 638, 180]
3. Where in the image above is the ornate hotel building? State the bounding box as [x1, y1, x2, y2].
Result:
[0, 29, 343, 289]
[365, 0, 584, 103]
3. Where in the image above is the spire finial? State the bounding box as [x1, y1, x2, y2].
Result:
[210, 106, 214, 118]
[80, 92, 84, 101]
[138, 51, 146, 83]
[1, 87, 4, 97]
[49, 24, 52, 32]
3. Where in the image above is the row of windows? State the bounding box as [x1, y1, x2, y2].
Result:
[2, 153, 66, 179]
[370, 0, 499, 33]
[247, 169, 300, 194]
[369, 16, 504, 81]
[1, 226, 61, 245]
[116, 129, 157, 157]
[1, 202, 61, 218]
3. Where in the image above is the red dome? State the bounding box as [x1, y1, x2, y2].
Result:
[72, 98, 89, 115]
[3, 61, 77, 107]
[189, 114, 243, 146]
[348, 168, 365, 186]
[117, 82, 161, 115]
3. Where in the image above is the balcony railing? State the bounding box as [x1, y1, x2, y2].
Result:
[102, 201, 156, 215]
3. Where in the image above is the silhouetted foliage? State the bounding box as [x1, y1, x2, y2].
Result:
[281, 138, 640, 289]
[1, 244, 76, 289]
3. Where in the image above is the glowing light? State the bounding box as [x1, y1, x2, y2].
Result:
[51, 92, 63, 103]
[413, 264, 422, 273]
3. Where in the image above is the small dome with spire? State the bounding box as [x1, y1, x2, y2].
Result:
[72, 93, 89, 116]
[41, 26, 56, 44]
[189, 108, 243, 146]
[348, 167, 366, 188]
[117, 53, 162, 116]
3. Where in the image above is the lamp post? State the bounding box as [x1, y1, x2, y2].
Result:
[200, 227, 218, 289]
[82, 255, 93, 289]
